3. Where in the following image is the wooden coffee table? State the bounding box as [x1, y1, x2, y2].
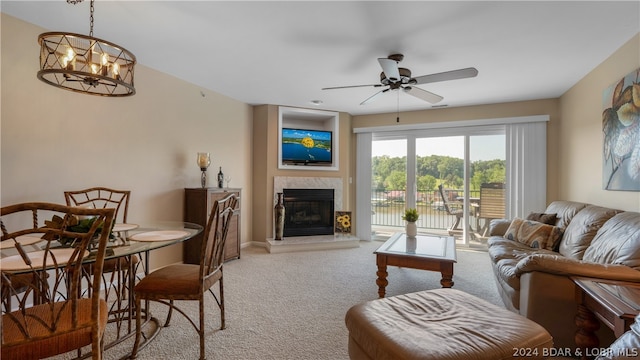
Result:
[374, 233, 457, 298]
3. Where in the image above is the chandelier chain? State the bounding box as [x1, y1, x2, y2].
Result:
[89, 0, 95, 37]
[66, 0, 83, 4]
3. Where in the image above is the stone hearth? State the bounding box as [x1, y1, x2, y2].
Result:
[266, 234, 360, 254]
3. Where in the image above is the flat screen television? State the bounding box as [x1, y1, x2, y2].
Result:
[281, 128, 332, 165]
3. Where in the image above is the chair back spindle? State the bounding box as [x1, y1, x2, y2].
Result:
[64, 187, 130, 225]
[201, 194, 238, 281]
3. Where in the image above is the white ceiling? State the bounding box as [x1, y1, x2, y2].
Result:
[3, 1, 639, 116]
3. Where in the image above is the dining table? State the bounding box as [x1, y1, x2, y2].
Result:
[0, 220, 203, 359]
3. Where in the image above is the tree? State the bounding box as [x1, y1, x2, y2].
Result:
[385, 170, 406, 190]
[373, 154, 504, 191]
[417, 174, 437, 192]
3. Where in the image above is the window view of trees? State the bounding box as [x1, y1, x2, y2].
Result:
[373, 154, 506, 192]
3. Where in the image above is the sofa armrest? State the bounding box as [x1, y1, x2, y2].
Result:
[489, 219, 511, 236]
[515, 253, 640, 282]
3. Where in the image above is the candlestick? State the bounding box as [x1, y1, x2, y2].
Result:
[196, 152, 211, 188]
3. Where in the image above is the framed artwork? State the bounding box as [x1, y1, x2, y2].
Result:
[602, 68, 640, 191]
[335, 211, 352, 234]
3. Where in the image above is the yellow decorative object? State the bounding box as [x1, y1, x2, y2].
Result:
[335, 211, 352, 234]
[301, 137, 315, 148]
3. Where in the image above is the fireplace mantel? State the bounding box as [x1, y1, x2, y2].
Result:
[274, 176, 343, 210]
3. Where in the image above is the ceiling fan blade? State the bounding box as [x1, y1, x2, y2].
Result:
[322, 84, 381, 90]
[378, 58, 400, 82]
[413, 67, 478, 85]
[360, 88, 389, 105]
[404, 86, 443, 104]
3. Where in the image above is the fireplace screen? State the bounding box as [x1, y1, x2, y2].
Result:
[283, 189, 334, 237]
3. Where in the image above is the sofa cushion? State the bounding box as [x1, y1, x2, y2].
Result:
[488, 238, 542, 262]
[583, 212, 640, 270]
[504, 218, 564, 250]
[489, 219, 512, 236]
[544, 201, 589, 228]
[558, 205, 621, 260]
[526, 212, 558, 225]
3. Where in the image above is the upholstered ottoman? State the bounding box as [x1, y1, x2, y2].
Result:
[345, 288, 553, 360]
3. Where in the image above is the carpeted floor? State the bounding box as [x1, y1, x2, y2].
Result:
[90, 240, 503, 360]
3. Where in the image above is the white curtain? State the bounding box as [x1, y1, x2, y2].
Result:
[355, 132, 372, 241]
[505, 121, 548, 218]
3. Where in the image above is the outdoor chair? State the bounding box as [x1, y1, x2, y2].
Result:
[1, 202, 115, 360]
[477, 182, 505, 237]
[130, 193, 239, 360]
[437, 184, 466, 234]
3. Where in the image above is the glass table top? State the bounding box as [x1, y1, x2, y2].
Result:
[375, 233, 456, 261]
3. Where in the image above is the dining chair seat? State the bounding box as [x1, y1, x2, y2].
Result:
[133, 263, 222, 301]
[2, 299, 108, 360]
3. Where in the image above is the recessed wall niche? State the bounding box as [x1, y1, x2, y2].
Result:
[278, 106, 339, 171]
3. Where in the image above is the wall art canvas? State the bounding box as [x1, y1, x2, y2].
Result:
[602, 68, 640, 191]
[334, 211, 352, 234]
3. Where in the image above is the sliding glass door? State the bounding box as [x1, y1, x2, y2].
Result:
[371, 129, 505, 246]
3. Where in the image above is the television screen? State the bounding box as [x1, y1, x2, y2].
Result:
[281, 128, 332, 164]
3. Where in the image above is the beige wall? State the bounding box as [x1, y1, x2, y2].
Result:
[558, 34, 640, 212]
[1, 14, 254, 270]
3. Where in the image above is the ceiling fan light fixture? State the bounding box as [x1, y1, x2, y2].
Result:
[37, 0, 136, 97]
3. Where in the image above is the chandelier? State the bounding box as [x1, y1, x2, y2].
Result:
[37, 0, 136, 96]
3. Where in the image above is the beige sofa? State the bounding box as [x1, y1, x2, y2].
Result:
[487, 200, 640, 349]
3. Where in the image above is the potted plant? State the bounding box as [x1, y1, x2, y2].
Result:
[402, 208, 419, 237]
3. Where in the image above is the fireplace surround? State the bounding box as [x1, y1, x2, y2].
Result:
[269, 176, 359, 253]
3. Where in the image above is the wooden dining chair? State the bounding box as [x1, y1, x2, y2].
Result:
[64, 187, 139, 301]
[0, 202, 115, 360]
[130, 193, 239, 360]
[64, 187, 130, 225]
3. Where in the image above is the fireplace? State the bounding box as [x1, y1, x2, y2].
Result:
[283, 189, 334, 237]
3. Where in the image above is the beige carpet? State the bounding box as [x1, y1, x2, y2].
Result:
[90, 240, 503, 360]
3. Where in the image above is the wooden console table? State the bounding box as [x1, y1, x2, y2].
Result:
[573, 277, 640, 359]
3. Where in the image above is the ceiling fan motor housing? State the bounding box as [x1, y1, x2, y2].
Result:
[380, 68, 414, 87]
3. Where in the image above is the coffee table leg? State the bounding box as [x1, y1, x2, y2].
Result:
[376, 256, 388, 298]
[440, 264, 454, 288]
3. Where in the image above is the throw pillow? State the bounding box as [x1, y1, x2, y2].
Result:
[504, 218, 564, 250]
[526, 212, 558, 225]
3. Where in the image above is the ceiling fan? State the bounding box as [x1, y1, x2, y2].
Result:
[322, 54, 478, 105]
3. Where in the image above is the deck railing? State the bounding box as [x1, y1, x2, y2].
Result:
[371, 189, 481, 230]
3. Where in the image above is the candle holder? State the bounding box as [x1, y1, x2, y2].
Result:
[197, 152, 211, 188]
